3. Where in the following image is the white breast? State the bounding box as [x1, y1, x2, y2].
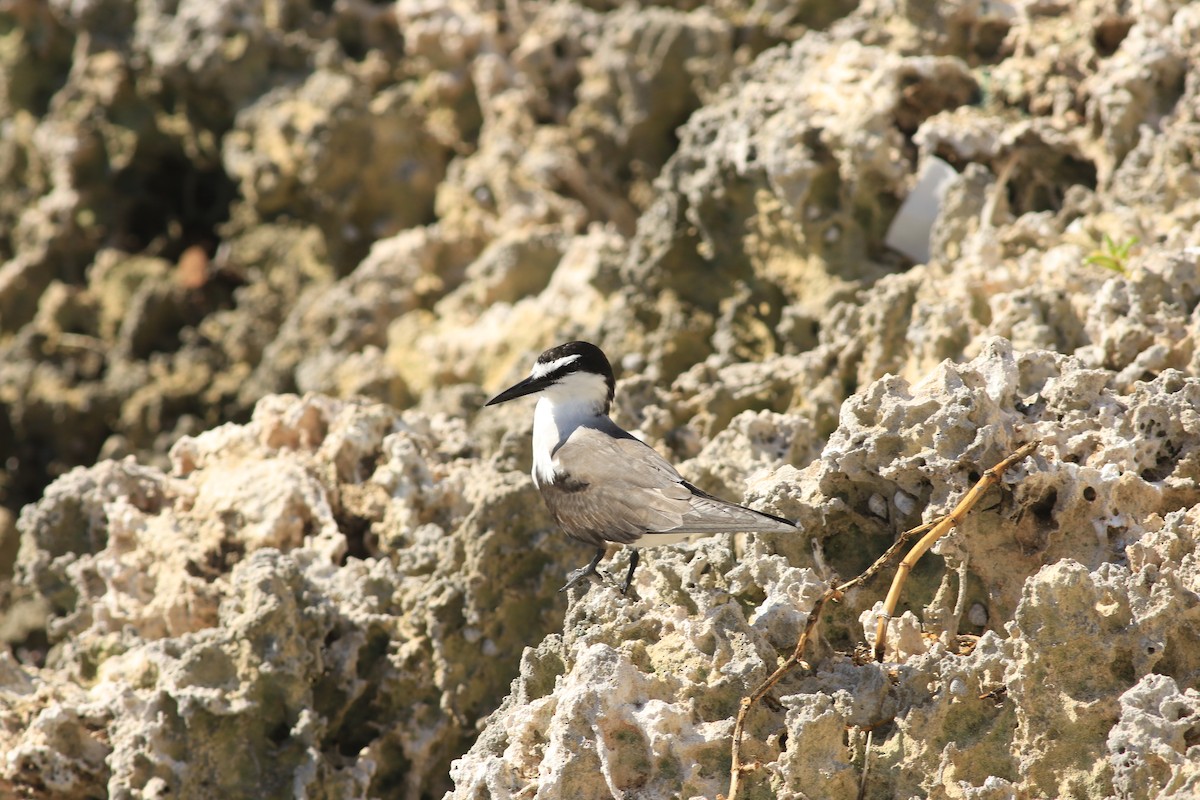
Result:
[532, 396, 599, 487]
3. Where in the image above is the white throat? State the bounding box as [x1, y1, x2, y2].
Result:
[531, 372, 610, 486]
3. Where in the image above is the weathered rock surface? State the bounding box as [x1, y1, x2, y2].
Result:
[6, 394, 580, 798]
[450, 341, 1200, 800]
[2, 0, 1200, 798]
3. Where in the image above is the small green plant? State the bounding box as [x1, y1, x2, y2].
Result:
[1084, 234, 1139, 275]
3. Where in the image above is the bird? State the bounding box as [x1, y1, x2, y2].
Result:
[485, 340, 798, 593]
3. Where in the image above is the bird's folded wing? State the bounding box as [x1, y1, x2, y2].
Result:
[541, 429, 692, 545]
[543, 427, 796, 545]
[679, 484, 798, 533]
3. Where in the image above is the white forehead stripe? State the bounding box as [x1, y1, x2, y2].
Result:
[530, 353, 581, 380]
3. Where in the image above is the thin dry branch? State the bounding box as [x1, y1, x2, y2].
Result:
[720, 441, 1039, 800]
[720, 521, 928, 800]
[872, 440, 1039, 661]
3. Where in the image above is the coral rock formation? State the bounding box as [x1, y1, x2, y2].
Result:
[2, 1, 1200, 799]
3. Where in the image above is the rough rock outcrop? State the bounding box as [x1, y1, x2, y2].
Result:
[2, 0, 1200, 798]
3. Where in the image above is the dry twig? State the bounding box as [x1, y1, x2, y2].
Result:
[720, 441, 1039, 800]
[872, 441, 1039, 661]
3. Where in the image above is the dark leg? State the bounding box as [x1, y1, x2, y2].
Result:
[560, 547, 607, 592]
[621, 549, 640, 594]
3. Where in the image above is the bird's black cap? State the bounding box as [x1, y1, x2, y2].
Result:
[486, 340, 615, 407]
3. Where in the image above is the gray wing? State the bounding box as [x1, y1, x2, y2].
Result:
[541, 423, 797, 547]
[677, 480, 798, 534]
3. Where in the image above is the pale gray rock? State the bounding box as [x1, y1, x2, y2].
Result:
[1107, 672, 1200, 798]
[3, 1, 1200, 798]
[616, 34, 978, 377]
[448, 339, 1200, 799]
[3, 394, 584, 799]
[240, 226, 468, 405]
[448, 540, 826, 800]
[222, 69, 452, 268]
[682, 409, 822, 503]
[1004, 557, 1200, 796]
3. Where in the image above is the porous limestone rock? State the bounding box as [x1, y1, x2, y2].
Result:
[614, 34, 979, 378]
[448, 542, 829, 800]
[449, 341, 1200, 800]
[3, 0, 1200, 798]
[1107, 672, 1200, 799]
[4, 394, 584, 799]
[222, 69, 452, 270]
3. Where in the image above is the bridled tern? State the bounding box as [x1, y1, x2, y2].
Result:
[485, 340, 798, 593]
